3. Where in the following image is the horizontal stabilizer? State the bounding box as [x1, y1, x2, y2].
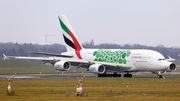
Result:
[166, 56, 176, 62]
[30, 52, 73, 58]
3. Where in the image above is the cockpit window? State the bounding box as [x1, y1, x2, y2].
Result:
[158, 58, 165, 61]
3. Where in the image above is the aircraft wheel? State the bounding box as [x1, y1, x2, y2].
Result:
[118, 74, 121, 78]
[129, 74, 132, 78]
[107, 74, 110, 77]
[113, 74, 118, 77]
[102, 74, 107, 77]
[124, 73, 132, 78]
[157, 75, 162, 78]
[127, 73, 130, 78]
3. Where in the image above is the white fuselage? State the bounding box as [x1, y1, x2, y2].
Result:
[67, 49, 170, 72]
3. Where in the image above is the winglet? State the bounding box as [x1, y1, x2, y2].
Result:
[3, 54, 7, 60]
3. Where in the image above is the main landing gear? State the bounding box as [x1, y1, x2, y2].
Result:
[98, 73, 121, 77]
[98, 73, 133, 78]
[124, 73, 132, 78]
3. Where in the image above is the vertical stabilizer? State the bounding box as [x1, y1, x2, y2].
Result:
[58, 15, 83, 59]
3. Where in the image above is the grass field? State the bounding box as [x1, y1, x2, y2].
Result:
[0, 76, 180, 101]
[1, 59, 180, 100]
[0, 59, 87, 74]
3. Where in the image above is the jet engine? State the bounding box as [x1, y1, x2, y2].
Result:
[54, 61, 71, 71]
[167, 62, 176, 72]
[89, 64, 106, 74]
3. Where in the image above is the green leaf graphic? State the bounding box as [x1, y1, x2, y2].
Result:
[119, 59, 122, 64]
[122, 53, 126, 59]
[93, 49, 131, 64]
[123, 59, 126, 64]
[93, 51, 97, 56]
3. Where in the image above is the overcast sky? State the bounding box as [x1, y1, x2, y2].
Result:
[0, 0, 180, 47]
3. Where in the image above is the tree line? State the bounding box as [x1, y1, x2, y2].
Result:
[0, 42, 66, 57]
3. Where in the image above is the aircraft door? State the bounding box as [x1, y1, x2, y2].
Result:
[131, 54, 136, 65]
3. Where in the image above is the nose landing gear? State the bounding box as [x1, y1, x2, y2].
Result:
[157, 75, 163, 78]
[157, 71, 163, 78]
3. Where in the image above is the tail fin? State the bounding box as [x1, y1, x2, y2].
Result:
[58, 15, 83, 52]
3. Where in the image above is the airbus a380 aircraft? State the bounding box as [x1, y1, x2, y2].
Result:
[3, 15, 176, 78]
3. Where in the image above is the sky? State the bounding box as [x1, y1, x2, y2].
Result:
[0, 0, 180, 47]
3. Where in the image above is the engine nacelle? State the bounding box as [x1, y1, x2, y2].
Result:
[89, 64, 106, 74]
[54, 61, 71, 71]
[167, 63, 176, 72]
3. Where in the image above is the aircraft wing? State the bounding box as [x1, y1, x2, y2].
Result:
[3, 54, 89, 64]
[3, 54, 53, 61]
[3, 54, 132, 72]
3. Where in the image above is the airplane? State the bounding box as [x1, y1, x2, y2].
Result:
[3, 15, 176, 78]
